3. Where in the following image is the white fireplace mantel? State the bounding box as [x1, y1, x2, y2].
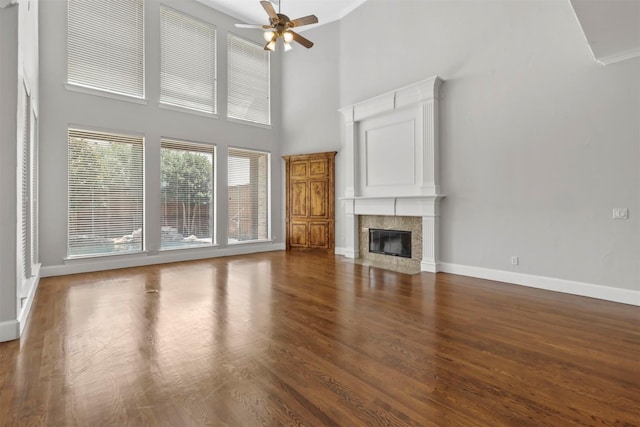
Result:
[338, 76, 445, 272]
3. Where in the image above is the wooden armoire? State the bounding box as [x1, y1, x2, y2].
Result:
[283, 151, 336, 252]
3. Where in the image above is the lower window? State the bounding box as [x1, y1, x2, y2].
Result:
[227, 148, 270, 242]
[160, 139, 215, 249]
[67, 129, 144, 257]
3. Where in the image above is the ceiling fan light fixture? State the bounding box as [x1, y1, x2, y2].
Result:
[263, 30, 275, 42]
[238, 1, 318, 50]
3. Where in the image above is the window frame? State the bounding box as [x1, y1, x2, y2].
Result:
[159, 6, 218, 115]
[160, 138, 216, 250]
[226, 33, 271, 126]
[227, 146, 271, 244]
[67, 0, 146, 100]
[67, 128, 145, 259]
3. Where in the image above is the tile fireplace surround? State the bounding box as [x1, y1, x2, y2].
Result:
[359, 215, 422, 271]
[339, 76, 444, 273]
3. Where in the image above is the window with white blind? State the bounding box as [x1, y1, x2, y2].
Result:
[227, 34, 270, 125]
[161, 139, 215, 249]
[160, 7, 217, 114]
[30, 113, 39, 270]
[21, 89, 32, 280]
[68, 129, 144, 257]
[227, 148, 270, 242]
[67, 0, 145, 98]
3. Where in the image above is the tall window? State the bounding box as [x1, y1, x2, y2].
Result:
[30, 113, 39, 270]
[161, 139, 215, 249]
[68, 129, 144, 257]
[67, 0, 145, 98]
[21, 89, 31, 281]
[227, 148, 270, 242]
[227, 34, 270, 125]
[160, 7, 217, 114]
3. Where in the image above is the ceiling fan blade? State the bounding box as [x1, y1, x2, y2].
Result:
[291, 15, 318, 28]
[235, 23, 266, 29]
[291, 31, 314, 49]
[260, 1, 278, 21]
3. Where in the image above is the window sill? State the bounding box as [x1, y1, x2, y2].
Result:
[159, 243, 217, 252]
[159, 102, 218, 119]
[226, 116, 272, 129]
[65, 84, 148, 105]
[227, 239, 271, 245]
[65, 250, 148, 262]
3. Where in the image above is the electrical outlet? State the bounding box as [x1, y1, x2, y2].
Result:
[511, 256, 519, 266]
[612, 208, 629, 220]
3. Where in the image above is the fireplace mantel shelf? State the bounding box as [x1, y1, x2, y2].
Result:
[341, 194, 444, 219]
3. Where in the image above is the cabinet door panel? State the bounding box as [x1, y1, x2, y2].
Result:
[291, 182, 308, 217]
[309, 223, 328, 249]
[309, 159, 327, 177]
[291, 162, 307, 178]
[309, 181, 327, 218]
[290, 222, 308, 247]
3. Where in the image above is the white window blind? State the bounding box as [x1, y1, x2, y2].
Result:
[30, 113, 39, 267]
[161, 139, 215, 249]
[227, 34, 270, 125]
[68, 129, 144, 257]
[227, 148, 270, 242]
[21, 90, 31, 280]
[160, 7, 217, 114]
[67, 0, 145, 98]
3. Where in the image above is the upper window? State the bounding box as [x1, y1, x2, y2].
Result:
[68, 129, 144, 257]
[161, 139, 215, 249]
[160, 7, 217, 114]
[227, 34, 271, 125]
[67, 0, 145, 98]
[228, 148, 270, 242]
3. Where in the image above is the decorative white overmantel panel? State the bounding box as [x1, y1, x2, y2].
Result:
[339, 76, 444, 272]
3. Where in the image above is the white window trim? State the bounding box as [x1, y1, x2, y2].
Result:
[227, 146, 271, 244]
[227, 33, 271, 126]
[67, 128, 146, 259]
[158, 102, 217, 119]
[67, 0, 146, 99]
[65, 83, 148, 105]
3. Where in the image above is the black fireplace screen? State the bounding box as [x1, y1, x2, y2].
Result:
[369, 229, 412, 258]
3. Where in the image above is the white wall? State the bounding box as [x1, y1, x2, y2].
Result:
[281, 21, 343, 245]
[283, 0, 640, 294]
[39, 0, 285, 276]
[0, 0, 39, 340]
[0, 4, 19, 327]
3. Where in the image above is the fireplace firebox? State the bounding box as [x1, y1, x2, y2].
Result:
[369, 229, 412, 258]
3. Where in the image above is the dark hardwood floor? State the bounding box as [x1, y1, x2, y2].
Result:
[0, 251, 638, 426]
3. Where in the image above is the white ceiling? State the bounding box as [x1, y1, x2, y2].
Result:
[196, 0, 368, 31]
[198, 0, 639, 65]
[570, 0, 640, 65]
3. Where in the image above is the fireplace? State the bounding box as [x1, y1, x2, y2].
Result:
[369, 229, 412, 258]
[359, 215, 422, 270]
[339, 76, 445, 272]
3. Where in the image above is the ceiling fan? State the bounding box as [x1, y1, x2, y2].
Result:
[235, 1, 318, 51]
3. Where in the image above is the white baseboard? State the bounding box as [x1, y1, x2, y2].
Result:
[0, 320, 19, 342]
[19, 263, 41, 335]
[334, 247, 346, 256]
[420, 261, 440, 273]
[41, 243, 286, 277]
[0, 264, 42, 342]
[439, 263, 640, 306]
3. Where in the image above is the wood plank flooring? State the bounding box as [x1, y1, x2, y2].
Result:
[0, 251, 638, 426]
